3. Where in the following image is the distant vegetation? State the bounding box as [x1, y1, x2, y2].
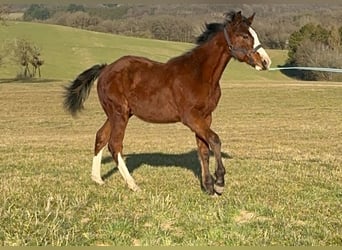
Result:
[287, 23, 342, 81]
[0, 3, 342, 81]
[11, 38, 44, 79]
[23, 4, 50, 21]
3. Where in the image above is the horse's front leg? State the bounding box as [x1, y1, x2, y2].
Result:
[185, 112, 226, 195]
[196, 135, 215, 195]
[209, 131, 226, 195]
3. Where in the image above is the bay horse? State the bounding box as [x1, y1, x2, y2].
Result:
[63, 11, 271, 195]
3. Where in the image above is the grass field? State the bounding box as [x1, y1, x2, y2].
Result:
[0, 22, 342, 246]
[0, 21, 289, 82]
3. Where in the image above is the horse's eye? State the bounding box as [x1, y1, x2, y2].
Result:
[242, 34, 249, 39]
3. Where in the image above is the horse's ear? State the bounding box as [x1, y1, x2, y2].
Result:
[232, 11, 243, 24]
[247, 13, 255, 25]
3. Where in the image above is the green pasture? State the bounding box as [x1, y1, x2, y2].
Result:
[0, 21, 289, 82]
[0, 21, 341, 246]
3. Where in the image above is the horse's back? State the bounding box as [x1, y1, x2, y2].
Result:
[114, 55, 162, 70]
[96, 55, 181, 123]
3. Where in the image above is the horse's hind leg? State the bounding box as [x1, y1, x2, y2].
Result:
[91, 118, 111, 185]
[108, 112, 141, 192]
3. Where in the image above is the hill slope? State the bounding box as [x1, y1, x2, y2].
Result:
[0, 21, 290, 82]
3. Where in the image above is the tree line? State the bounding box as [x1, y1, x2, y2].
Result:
[23, 4, 196, 43]
[1, 3, 342, 81]
[21, 4, 342, 48]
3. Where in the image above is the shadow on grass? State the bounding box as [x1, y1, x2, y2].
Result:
[0, 78, 60, 84]
[101, 149, 231, 181]
[277, 63, 301, 80]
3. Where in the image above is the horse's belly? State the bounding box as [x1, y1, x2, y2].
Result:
[135, 112, 179, 124]
[133, 107, 180, 123]
[129, 95, 180, 124]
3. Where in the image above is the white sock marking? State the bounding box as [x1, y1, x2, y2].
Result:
[249, 27, 272, 70]
[91, 148, 104, 184]
[117, 153, 141, 192]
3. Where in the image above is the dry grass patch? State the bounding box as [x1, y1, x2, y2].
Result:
[0, 80, 341, 246]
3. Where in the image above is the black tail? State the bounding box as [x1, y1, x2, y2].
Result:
[63, 64, 106, 116]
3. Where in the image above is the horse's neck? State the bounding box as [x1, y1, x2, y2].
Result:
[193, 35, 232, 84]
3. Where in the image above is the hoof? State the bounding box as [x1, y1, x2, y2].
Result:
[128, 181, 141, 192]
[91, 175, 105, 185]
[202, 175, 216, 195]
[211, 193, 220, 198]
[202, 184, 215, 196]
[214, 183, 224, 195]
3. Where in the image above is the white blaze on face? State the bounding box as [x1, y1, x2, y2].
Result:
[248, 27, 272, 70]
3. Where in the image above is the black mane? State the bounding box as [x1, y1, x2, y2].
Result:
[196, 22, 225, 45]
[195, 11, 247, 45]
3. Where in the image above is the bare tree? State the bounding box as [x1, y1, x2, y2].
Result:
[11, 38, 44, 78]
[295, 39, 342, 81]
[30, 54, 44, 78]
[0, 52, 4, 67]
[0, 5, 9, 25]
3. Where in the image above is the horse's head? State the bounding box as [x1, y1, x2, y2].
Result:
[224, 11, 271, 71]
